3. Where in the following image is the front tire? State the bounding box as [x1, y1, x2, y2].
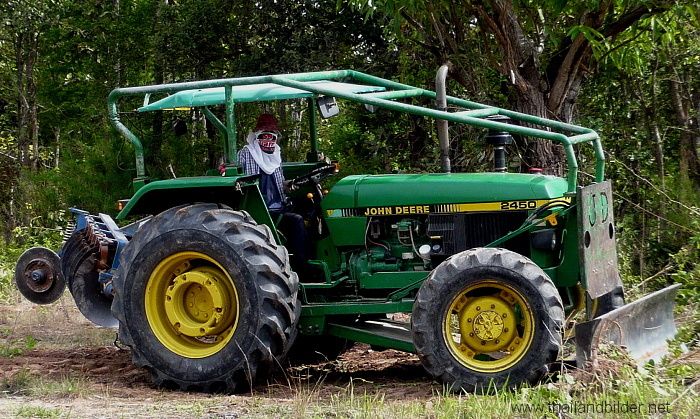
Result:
[111, 204, 300, 392]
[412, 248, 564, 393]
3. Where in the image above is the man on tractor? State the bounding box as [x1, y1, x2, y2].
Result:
[237, 113, 309, 275]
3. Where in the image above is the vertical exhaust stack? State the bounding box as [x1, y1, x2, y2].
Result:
[484, 115, 514, 172]
[435, 64, 451, 173]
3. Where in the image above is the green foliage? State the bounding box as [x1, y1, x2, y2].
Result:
[0, 335, 37, 358]
[0, 0, 696, 320]
[13, 406, 66, 419]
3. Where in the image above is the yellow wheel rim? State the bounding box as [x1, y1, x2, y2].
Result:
[145, 251, 239, 358]
[443, 280, 534, 373]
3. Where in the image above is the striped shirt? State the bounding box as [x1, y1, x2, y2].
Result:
[238, 146, 287, 204]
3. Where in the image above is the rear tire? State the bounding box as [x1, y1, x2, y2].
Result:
[111, 203, 300, 392]
[412, 248, 564, 393]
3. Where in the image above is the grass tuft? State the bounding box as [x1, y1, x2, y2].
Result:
[14, 405, 66, 418]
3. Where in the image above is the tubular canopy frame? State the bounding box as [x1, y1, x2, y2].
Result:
[107, 69, 604, 192]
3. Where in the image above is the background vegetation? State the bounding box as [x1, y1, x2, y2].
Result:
[2, 1, 695, 290]
[0, 0, 697, 364]
[0, 1, 697, 416]
[0, 0, 700, 324]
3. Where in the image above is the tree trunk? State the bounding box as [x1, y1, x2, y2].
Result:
[54, 126, 60, 168]
[113, 0, 122, 87]
[514, 87, 566, 175]
[15, 32, 28, 165]
[15, 30, 40, 170]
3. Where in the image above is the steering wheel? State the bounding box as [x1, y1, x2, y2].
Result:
[288, 163, 338, 189]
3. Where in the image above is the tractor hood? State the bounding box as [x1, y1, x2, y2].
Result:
[322, 173, 568, 210]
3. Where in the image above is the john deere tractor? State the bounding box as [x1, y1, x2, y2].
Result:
[14, 69, 680, 393]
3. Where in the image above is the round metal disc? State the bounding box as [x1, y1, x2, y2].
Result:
[14, 247, 66, 305]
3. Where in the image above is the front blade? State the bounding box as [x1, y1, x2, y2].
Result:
[575, 284, 681, 366]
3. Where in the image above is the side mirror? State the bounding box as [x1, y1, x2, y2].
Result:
[317, 96, 339, 118]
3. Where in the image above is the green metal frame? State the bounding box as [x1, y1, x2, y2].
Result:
[107, 69, 603, 193]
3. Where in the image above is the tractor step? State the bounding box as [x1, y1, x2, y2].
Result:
[327, 320, 415, 353]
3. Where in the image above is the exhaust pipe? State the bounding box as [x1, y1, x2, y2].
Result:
[436, 63, 451, 173]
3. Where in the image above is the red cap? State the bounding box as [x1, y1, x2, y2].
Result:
[255, 113, 279, 132]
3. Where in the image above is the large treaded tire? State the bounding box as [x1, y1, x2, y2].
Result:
[412, 248, 564, 393]
[111, 203, 300, 392]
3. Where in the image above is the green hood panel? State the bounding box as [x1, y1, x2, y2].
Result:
[322, 173, 568, 210]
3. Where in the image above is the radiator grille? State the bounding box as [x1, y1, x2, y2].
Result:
[427, 212, 528, 255]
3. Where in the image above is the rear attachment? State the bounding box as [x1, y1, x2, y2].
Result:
[575, 284, 681, 366]
[14, 247, 65, 305]
[60, 209, 130, 328]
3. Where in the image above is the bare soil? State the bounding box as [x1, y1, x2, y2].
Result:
[2, 294, 699, 418]
[0, 294, 434, 417]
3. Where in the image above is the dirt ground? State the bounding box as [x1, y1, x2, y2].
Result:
[0, 294, 435, 418]
[2, 293, 699, 418]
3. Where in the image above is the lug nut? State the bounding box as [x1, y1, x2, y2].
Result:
[476, 306, 481, 311]
[467, 318, 472, 323]
[502, 313, 507, 318]
[491, 304, 495, 309]
[469, 332, 474, 337]
[481, 341, 486, 345]
[503, 328, 508, 332]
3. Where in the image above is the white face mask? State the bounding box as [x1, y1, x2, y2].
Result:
[245, 131, 282, 174]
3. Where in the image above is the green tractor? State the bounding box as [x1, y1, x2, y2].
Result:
[14, 69, 680, 393]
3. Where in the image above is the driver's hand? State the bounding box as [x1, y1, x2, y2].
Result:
[284, 180, 297, 193]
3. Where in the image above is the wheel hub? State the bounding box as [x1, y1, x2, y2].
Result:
[164, 267, 235, 338]
[459, 296, 517, 351]
[473, 311, 504, 341]
[23, 259, 55, 293]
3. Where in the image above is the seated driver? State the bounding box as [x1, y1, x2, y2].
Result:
[238, 113, 309, 276]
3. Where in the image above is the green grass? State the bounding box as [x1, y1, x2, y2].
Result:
[14, 405, 67, 418]
[0, 335, 37, 358]
[0, 259, 14, 303]
[258, 341, 700, 419]
[274, 370, 698, 419]
[2, 370, 87, 398]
